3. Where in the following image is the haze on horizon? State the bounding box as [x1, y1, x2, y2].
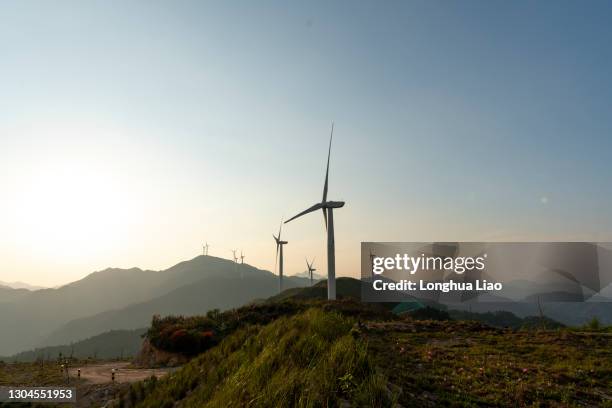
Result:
[1, 1, 612, 287]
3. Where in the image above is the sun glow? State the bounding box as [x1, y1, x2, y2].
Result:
[11, 162, 132, 258]
[2, 125, 144, 262]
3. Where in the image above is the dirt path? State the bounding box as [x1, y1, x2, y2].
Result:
[69, 362, 175, 384]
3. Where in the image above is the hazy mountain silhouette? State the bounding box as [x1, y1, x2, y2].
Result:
[0, 281, 46, 291]
[43, 272, 307, 347]
[291, 271, 325, 281]
[2, 328, 146, 362]
[0, 255, 307, 356]
[0, 285, 31, 303]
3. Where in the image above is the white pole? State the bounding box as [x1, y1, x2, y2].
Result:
[327, 208, 336, 300]
[279, 245, 284, 293]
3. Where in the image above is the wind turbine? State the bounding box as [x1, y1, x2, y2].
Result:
[285, 123, 344, 300]
[306, 257, 316, 286]
[273, 221, 288, 293]
[204, 242, 210, 256]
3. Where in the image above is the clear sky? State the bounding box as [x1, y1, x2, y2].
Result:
[1, 1, 612, 286]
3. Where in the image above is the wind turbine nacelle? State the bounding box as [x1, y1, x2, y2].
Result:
[323, 201, 345, 209]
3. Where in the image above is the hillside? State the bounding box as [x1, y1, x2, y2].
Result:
[0, 285, 31, 303]
[0, 267, 164, 355]
[0, 255, 308, 356]
[114, 308, 394, 407]
[3, 328, 146, 363]
[43, 273, 307, 347]
[112, 301, 612, 407]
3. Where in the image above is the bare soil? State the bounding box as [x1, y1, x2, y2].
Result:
[69, 362, 174, 385]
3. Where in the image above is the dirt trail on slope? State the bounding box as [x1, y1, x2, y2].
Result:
[69, 362, 175, 384]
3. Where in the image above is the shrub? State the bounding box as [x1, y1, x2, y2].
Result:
[587, 317, 601, 330]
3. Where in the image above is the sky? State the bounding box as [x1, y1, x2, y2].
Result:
[1, 1, 612, 287]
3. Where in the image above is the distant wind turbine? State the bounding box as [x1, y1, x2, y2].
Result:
[204, 242, 210, 256]
[285, 123, 344, 300]
[306, 257, 316, 286]
[273, 221, 288, 293]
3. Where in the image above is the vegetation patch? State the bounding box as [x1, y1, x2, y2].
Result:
[367, 319, 612, 407]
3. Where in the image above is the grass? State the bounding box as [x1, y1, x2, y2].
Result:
[115, 308, 394, 408]
[366, 320, 612, 407]
[124, 302, 612, 407]
[0, 362, 72, 408]
[0, 361, 65, 387]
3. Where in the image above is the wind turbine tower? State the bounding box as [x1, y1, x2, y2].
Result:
[285, 123, 344, 300]
[273, 221, 288, 293]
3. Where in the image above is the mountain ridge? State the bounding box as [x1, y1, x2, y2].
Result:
[0, 255, 306, 356]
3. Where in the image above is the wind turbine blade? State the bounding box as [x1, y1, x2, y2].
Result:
[285, 203, 323, 224]
[278, 220, 283, 240]
[322, 121, 334, 203]
[275, 242, 279, 273]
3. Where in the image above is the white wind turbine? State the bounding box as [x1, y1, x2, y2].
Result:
[285, 123, 344, 300]
[306, 257, 316, 286]
[273, 221, 288, 293]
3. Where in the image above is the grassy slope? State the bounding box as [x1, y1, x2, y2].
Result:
[115, 308, 394, 408]
[117, 300, 612, 408]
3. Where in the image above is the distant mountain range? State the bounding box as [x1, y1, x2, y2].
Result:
[291, 270, 326, 281]
[0, 281, 46, 291]
[0, 255, 309, 356]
